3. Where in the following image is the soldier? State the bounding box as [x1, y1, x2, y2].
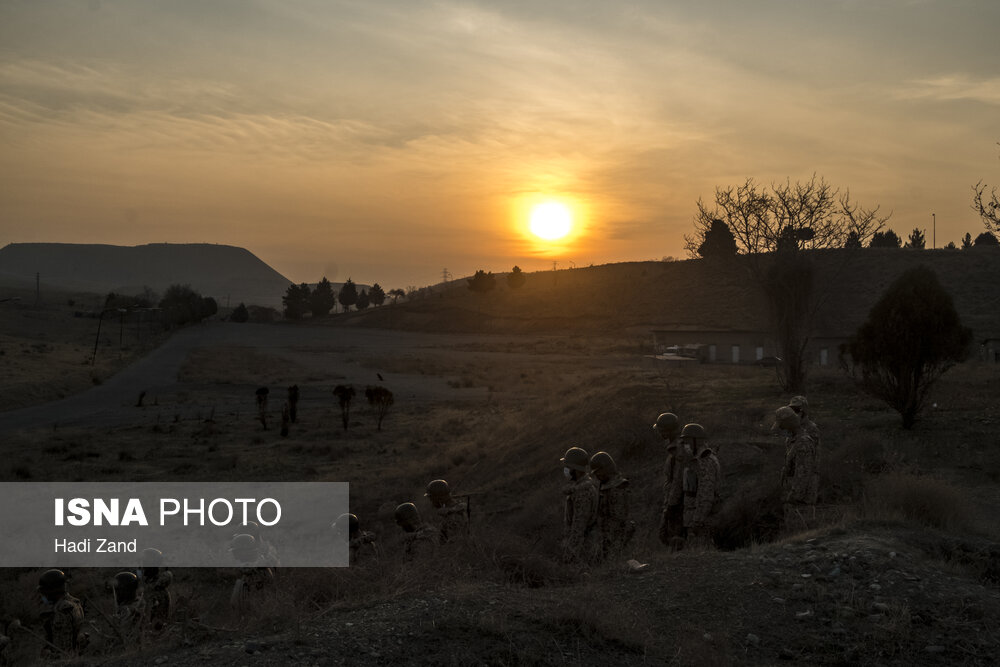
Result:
[255, 386, 269, 430]
[239, 521, 280, 568]
[680, 424, 721, 548]
[788, 396, 820, 448]
[424, 479, 469, 543]
[136, 548, 172, 631]
[589, 451, 634, 560]
[229, 534, 275, 610]
[287, 385, 300, 423]
[559, 446, 600, 564]
[37, 569, 86, 656]
[653, 412, 689, 549]
[332, 513, 379, 565]
[776, 406, 819, 529]
[280, 401, 291, 437]
[110, 572, 144, 639]
[393, 503, 439, 559]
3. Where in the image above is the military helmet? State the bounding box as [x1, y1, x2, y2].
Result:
[141, 547, 164, 568]
[589, 451, 618, 480]
[775, 406, 800, 431]
[653, 412, 681, 437]
[560, 446, 590, 471]
[680, 423, 707, 440]
[394, 502, 420, 527]
[113, 572, 139, 603]
[38, 569, 67, 595]
[229, 533, 259, 563]
[332, 513, 359, 537]
[424, 479, 451, 502]
[789, 396, 808, 411]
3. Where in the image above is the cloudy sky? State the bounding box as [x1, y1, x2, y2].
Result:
[1, 0, 998, 288]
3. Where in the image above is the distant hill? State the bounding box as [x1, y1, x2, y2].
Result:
[0, 243, 292, 308]
[342, 247, 1000, 342]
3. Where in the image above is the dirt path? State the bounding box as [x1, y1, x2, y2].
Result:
[0, 323, 500, 436]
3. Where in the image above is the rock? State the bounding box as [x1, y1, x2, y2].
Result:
[772, 597, 785, 603]
[795, 610, 813, 618]
[746, 633, 760, 646]
[872, 602, 890, 613]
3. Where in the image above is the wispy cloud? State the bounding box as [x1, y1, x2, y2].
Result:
[895, 74, 1000, 106]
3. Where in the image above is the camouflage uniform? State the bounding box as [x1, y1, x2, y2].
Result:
[435, 500, 469, 544]
[562, 476, 600, 564]
[781, 432, 818, 505]
[231, 565, 275, 610]
[596, 473, 634, 559]
[41, 594, 85, 655]
[140, 570, 172, 630]
[659, 443, 693, 547]
[403, 525, 440, 559]
[348, 530, 379, 564]
[683, 449, 721, 547]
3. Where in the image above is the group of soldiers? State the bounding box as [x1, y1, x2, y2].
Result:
[2, 548, 173, 660]
[560, 396, 821, 563]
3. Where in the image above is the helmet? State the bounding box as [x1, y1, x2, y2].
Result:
[394, 502, 421, 531]
[113, 572, 139, 603]
[589, 451, 618, 481]
[680, 423, 707, 441]
[229, 533, 259, 563]
[775, 406, 800, 431]
[653, 413, 680, 438]
[424, 479, 452, 505]
[560, 447, 590, 472]
[332, 513, 359, 537]
[141, 548, 164, 568]
[789, 396, 808, 412]
[38, 569, 67, 595]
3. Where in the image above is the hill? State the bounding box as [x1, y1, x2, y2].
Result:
[341, 248, 1000, 342]
[0, 243, 292, 308]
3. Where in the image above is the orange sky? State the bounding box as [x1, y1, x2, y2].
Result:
[1, 1, 998, 289]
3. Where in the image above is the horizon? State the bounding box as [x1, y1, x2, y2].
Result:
[2, 1, 998, 289]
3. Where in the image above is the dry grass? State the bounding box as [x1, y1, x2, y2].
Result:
[861, 473, 972, 531]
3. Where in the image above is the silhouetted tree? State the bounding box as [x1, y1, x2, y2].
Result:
[974, 231, 999, 247]
[369, 283, 386, 307]
[684, 175, 889, 257]
[869, 230, 902, 248]
[338, 279, 358, 312]
[764, 244, 815, 392]
[388, 288, 405, 305]
[944, 241, 958, 250]
[961, 233, 974, 250]
[159, 284, 215, 327]
[332, 384, 355, 431]
[231, 302, 249, 323]
[972, 143, 1000, 234]
[842, 266, 971, 429]
[506, 266, 526, 289]
[467, 270, 496, 294]
[904, 228, 926, 249]
[365, 385, 394, 431]
[283, 283, 311, 320]
[310, 277, 335, 318]
[356, 289, 370, 310]
[844, 230, 862, 249]
[697, 219, 738, 258]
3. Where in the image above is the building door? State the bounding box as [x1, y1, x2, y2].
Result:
[709, 345, 717, 362]
[731, 345, 740, 364]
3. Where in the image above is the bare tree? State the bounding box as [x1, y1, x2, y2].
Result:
[972, 142, 1000, 234]
[365, 386, 394, 431]
[332, 385, 355, 431]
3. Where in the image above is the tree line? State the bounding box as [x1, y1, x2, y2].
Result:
[281, 278, 408, 320]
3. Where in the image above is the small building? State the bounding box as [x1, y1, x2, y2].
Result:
[651, 326, 848, 367]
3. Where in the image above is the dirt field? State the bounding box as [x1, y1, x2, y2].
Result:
[1, 310, 998, 665]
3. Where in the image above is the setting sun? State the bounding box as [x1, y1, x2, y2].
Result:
[529, 202, 573, 241]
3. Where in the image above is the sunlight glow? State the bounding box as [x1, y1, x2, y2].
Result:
[529, 202, 572, 240]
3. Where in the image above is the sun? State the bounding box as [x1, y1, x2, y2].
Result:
[529, 202, 572, 241]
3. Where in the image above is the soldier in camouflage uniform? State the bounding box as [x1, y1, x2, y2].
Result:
[589, 451, 634, 560]
[788, 396, 820, 448]
[137, 548, 172, 631]
[229, 534, 275, 610]
[424, 479, 469, 544]
[559, 447, 600, 564]
[110, 572, 144, 640]
[333, 513, 379, 565]
[394, 503, 440, 559]
[776, 406, 819, 529]
[680, 424, 721, 549]
[37, 569, 86, 656]
[240, 521, 280, 568]
[653, 412, 690, 549]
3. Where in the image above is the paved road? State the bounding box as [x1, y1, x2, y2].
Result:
[0, 323, 491, 436]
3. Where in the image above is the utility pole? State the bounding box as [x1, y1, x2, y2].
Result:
[932, 213, 936, 249]
[442, 268, 452, 284]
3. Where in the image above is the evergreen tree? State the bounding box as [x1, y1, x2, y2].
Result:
[904, 228, 926, 249]
[844, 231, 862, 249]
[843, 266, 971, 429]
[467, 270, 496, 294]
[282, 283, 311, 320]
[369, 283, 386, 306]
[338, 279, 358, 312]
[356, 289, 370, 310]
[506, 266, 526, 289]
[974, 231, 999, 246]
[231, 302, 249, 323]
[697, 219, 738, 258]
[961, 232, 973, 250]
[869, 229, 902, 248]
[310, 277, 335, 317]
